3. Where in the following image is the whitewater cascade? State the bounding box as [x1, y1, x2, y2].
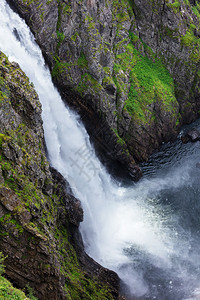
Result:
[1, 1, 200, 299]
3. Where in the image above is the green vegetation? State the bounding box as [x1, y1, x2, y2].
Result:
[49, 0, 200, 131]
[113, 39, 178, 124]
[0, 276, 32, 300]
[0, 252, 5, 276]
[77, 51, 88, 68]
[166, 0, 181, 12]
[181, 28, 200, 47]
[56, 31, 65, 47]
[180, 3, 200, 64]
[191, 2, 200, 19]
[51, 55, 74, 78]
[0, 252, 33, 300]
[0, 134, 114, 299]
[0, 52, 115, 299]
[76, 72, 104, 96]
[113, 129, 126, 146]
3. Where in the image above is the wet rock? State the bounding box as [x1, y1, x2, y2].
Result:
[50, 167, 84, 226]
[0, 167, 4, 184]
[0, 187, 21, 211]
[7, 0, 200, 174]
[128, 163, 143, 181]
[67, 197, 84, 226]
[181, 128, 200, 143]
[0, 51, 119, 299]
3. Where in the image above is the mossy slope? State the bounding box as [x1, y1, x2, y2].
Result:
[0, 276, 33, 300]
[0, 51, 118, 299]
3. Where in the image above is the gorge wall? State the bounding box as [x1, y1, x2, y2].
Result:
[0, 51, 119, 299]
[7, 0, 200, 180]
[1, 0, 200, 299]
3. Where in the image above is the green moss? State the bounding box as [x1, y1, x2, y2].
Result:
[181, 29, 199, 47]
[84, 15, 96, 30]
[76, 73, 103, 96]
[0, 253, 5, 276]
[0, 276, 32, 300]
[166, 0, 181, 13]
[0, 253, 33, 299]
[77, 51, 88, 69]
[63, 4, 72, 15]
[51, 56, 74, 78]
[178, 1, 200, 64]
[180, 25, 200, 64]
[161, 25, 179, 39]
[113, 129, 126, 146]
[129, 31, 139, 43]
[71, 32, 79, 42]
[169, 1, 181, 8]
[0, 134, 10, 148]
[192, 2, 200, 19]
[56, 31, 65, 46]
[113, 40, 178, 124]
[102, 75, 115, 86]
[0, 51, 115, 299]
[116, 11, 129, 22]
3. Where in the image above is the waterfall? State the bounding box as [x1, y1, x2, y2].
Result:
[1, 1, 200, 298]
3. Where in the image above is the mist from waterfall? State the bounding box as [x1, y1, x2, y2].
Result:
[1, 1, 200, 298]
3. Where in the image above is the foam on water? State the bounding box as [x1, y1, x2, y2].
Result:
[1, 1, 200, 298]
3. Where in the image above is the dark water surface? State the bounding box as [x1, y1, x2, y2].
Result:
[1, 1, 200, 299]
[126, 120, 200, 300]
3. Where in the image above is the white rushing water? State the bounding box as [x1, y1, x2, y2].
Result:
[1, 1, 200, 299]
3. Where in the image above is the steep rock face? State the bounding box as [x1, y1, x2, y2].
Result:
[133, 0, 200, 122]
[6, 0, 200, 177]
[0, 51, 119, 299]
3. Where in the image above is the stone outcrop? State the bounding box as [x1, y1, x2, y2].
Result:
[0, 51, 119, 299]
[6, 0, 200, 180]
[181, 128, 200, 143]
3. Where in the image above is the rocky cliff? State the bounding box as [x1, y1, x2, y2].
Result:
[6, 0, 200, 180]
[0, 51, 119, 299]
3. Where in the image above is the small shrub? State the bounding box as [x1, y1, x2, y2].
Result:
[0, 252, 5, 275]
[26, 284, 37, 300]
